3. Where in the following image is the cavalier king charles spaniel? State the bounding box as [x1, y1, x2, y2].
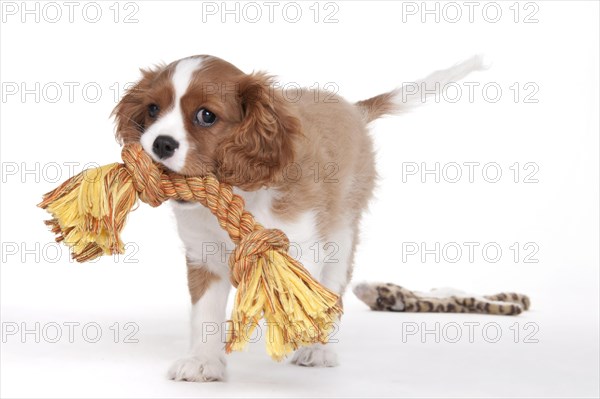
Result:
[112, 54, 485, 382]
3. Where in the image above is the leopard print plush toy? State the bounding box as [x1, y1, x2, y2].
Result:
[353, 283, 530, 315]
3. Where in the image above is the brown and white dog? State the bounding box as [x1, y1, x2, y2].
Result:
[112, 55, 485, 382]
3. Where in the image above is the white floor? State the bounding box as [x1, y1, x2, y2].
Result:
[2, 266, 598, 398]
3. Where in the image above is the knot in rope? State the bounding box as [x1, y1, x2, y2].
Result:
[121, 143, 166, 207]
[229, 229, 290, 287]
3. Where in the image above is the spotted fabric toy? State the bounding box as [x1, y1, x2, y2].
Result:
[38, 142, 342, 360]
[353, 282, 530, 315]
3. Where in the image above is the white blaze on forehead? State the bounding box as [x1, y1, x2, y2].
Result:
[172, 57, 204, 100]
[140, 56, 204, 172]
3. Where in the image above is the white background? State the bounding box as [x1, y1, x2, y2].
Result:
[1, 1, 598, 397]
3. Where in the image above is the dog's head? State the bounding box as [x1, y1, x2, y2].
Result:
[112, 55, 301, 190]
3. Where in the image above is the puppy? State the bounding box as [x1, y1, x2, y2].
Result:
[112, 54, 485, 381]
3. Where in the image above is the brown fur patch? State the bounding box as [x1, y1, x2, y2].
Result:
[113, 55, 380, 295]
[215, 72, 302, 190]
[187, 261, 220, 304]
[355, 91, 398, 122]
[112, 64, 176, 144]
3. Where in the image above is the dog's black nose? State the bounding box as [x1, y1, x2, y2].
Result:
[152, 135, 179, 159]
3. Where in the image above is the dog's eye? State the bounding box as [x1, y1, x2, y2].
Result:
[376, 297, 384, 307]
[195, 108, 217, 127]
[148, 104, 159, 118]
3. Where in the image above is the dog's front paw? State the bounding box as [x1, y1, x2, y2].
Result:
[168, 355, 226, 382]
[291, 344, 338, 367]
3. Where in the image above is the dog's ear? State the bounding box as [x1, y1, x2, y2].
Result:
[111, 69, 158, 144]
[216, 73, 301, 190]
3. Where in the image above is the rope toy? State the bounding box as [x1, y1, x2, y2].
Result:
[38, 142, 342, 361]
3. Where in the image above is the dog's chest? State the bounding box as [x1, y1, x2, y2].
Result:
[172, 188, 320, 275]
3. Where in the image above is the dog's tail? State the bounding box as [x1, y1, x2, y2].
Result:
[355, 55, 488, 123]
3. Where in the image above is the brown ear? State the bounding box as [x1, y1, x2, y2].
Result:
[111, 69, 157, 144]
[217, 73, 301, 190]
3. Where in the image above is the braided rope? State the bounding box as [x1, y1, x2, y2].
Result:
[121, 143, 289, 287]
[40, 141, 342, 359]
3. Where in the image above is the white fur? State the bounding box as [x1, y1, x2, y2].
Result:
[392, 55, 489, 111]
[168, 276, 230, 382]
[140, 57, 203, 172]
[170, 185, 344, 379]
[168, 354, 226, 382]
[174, 188, 324, 278]
[291, 343, 339, 367]
[320, 222, 353, 294]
